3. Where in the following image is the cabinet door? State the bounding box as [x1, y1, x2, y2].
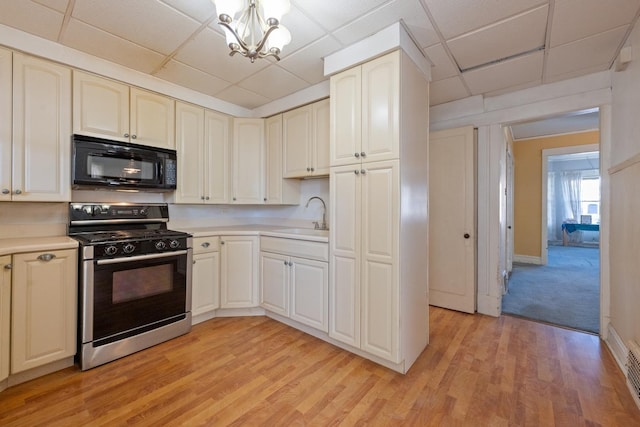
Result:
[291, 257, 328, 332]
[0, 256, 10, 384]
[330, 67, 361, 167]
[0, 48, 11, 201]
[220, 236, 259, 308]
[283, 105, 312, 178]
[130, 87, 175, 150]
[13, 54, 71, 202]
[232, 119, 264, 204]
[260, 251, 290, 316]
[72, 70, 129, 142]
[205, 110, 231, 204]
[265, 115, 283, 203]
[329, 165, 361, 347]
[175, 102, 205, 204]
[361, 51, 399, 163]
[360, 160, 400, 363]
[312, 98, 330, 176]
[192, 251, 220, 317]
[11, 249, 77, 374]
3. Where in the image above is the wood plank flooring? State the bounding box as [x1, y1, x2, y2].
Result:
[1, 308, 638, 426]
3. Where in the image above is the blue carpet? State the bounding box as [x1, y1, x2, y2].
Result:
[502, 245, 600, 334]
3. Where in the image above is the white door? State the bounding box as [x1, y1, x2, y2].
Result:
[0, 48, 12, 201]
[290, 257, 328, 332]
[260, 251, 290, 316]
[175, 102, 205, 204]
[429, 126, 476, 313]
[129, 87, 175, 150]
[220, 236, 259, 308]
[192, 251, 220, 316]
[232, 119, 264, 204]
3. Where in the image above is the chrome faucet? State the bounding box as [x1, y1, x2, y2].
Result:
[305, 196, 328, 230]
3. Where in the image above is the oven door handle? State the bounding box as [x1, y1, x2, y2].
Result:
[96, 250, 189, 265]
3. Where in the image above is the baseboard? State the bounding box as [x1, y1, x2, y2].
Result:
[513, 254, 542, 265]
[605, 323, 628, 377]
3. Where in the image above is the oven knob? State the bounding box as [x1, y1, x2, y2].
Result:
[123, 243, 136, 254]
[169, 240, 180, 249]
[155, 241, 167, 250]
[105, 246, 118, 256]
[91, 206, 102, 216]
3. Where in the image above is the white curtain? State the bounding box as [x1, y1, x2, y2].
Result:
[548, 170, 582, 242]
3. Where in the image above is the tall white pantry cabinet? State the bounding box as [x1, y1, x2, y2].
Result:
[329, 49, 429, 373]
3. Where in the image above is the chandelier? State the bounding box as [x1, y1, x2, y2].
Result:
[213, 0, 292, 63]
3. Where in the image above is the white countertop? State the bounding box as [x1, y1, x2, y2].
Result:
[0, 236, 79, 257]
[176, 225, 329, 243]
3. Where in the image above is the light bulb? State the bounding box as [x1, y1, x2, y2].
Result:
[266, 25, 291, 52]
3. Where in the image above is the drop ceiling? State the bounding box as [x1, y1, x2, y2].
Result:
[0, 0, 638, 111]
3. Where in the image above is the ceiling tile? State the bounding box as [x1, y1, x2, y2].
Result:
[276, 5, 327, 54]
[292, 0, 389, 32]
[0, 1, 63, 41]
[279, 36, 342, 84]
[551, 0, 640, 47]
[72, 0, 201, 55]
[332, 0, 439, 49]
[447, 5, 548, 70]
[214, 85, 271, 110]
[424, 0, 547, 39]
[33, 0, 69, 13]
[429, 76, 470, 105]
[462, 50, 543, 95]
[424, 44, 459, 81]
[174, 27, 270, 83]
[154, 60, 232, 97]
[237, 65, 310, 100]
[546, 26, 628, 78]
[61, 18, 166, 73]
[160, 0, 216, 24]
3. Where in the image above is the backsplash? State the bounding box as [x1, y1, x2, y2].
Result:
[0, 178, 330, 239]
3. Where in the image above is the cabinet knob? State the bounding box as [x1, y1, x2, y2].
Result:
[37, 253, 56, 262]
[221, 241, 225, 245]
[3, 264, 11, 270]
[14, 189, 22, 195]
[464, 233, 470, 239]
[201, 196, 205, 200]
[193, 260, 196, 264]
[310, 167, 315, 172]
[1, 189, 9, 195]
[284, 260, 288, 266]
[201, 242, 210, 248]
[361, 169, 366, 175]
[306, 167, 310, 172]
[263, 197, 267, 202]
[124, 133, 130, 138]
[131, 134, 137, 139]
[360, 152, 366, 158]
[354, 152, 360, 158]
[205, 196, 210, 200]
[354, 170, 360, 175]
[233, 197, 236, 201]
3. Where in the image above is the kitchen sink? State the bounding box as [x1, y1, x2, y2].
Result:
[274, 228, 329, 237]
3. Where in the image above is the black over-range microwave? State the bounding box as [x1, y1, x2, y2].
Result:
[72, 134, 177, 191]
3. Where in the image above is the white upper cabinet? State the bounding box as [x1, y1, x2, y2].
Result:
[174, 102, 230, 204]
[73, 71, 175, 149]
[0, 48, 12, 201]
[330, 51, 399, 166]
[265, 114, 300, 204]
[232, 118, 265, 204]
[283, 99, 330, 178]
[12, 53, 71, 202]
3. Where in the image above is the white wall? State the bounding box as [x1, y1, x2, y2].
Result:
[609, 20, 640, 358]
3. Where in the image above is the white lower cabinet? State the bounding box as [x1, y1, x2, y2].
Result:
[260, 236, 329, 332]
[11, 248, 77, 374]
[0, 256, 10, 386]
[191, 236, 220, 321]
[220, 236, 259, 308]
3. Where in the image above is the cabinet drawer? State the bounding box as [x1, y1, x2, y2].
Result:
[193, 236, 220, 254]
[261, 236, 328, 262]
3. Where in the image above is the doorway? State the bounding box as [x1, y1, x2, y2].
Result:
[501, 111, 601, 334]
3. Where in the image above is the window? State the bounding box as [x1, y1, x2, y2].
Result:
[580, 175, 600, 224]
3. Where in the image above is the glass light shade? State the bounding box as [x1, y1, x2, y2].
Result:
[260, 0, 290, 21]
[213, 0, 243, 18]
[222, 25, 238, 46]
[266, 25, 291, 51]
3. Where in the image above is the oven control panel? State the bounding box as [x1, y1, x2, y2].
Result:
[70, 203, 169, 222]
[95, 236, 190, 259]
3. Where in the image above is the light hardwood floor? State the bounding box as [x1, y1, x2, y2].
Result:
[1, 307, 638, 426]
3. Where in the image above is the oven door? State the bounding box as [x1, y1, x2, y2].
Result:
[82, 249, 192, 347]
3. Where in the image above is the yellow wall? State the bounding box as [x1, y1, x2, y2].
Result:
[513, 131, 600, 258]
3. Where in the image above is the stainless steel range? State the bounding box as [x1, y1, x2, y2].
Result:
[68, 203, 192, 370]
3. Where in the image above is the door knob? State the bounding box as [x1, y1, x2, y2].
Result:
[464, 233, 470, 239]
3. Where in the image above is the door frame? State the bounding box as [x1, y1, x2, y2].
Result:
[541, 143, 599, 265]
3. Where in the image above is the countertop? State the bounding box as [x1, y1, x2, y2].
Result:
[176, 225, 329, 243]
[0, 236, 79, 257]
